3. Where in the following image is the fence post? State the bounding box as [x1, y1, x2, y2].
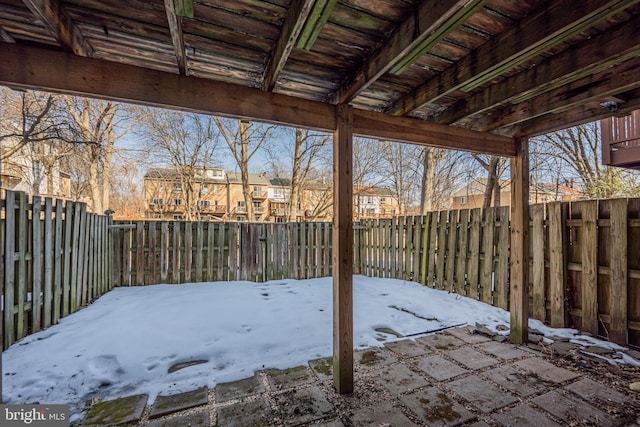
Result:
[609, 199, 628, 344]
[530, 204, 546, 321]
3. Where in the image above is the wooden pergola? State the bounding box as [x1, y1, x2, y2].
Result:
[1, 0, 639, 393]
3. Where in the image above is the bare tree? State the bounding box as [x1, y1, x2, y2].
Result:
[141, 110, 219, 220]
[214, 118, 275, 222]
[380, 141, 422, 214]
[532, 122, 640, 198]
[472, 154, 508, 208]
[62, 96, 137, 213]
[353, 138, 386, 219]
[264, 128, 331, 221]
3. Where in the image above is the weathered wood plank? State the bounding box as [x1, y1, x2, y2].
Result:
[16, 192, 28, 341]
[427, 212, 438, 288]
[135, 221, 145, 286]
[3, 191, 16, 348]
[43, 197, 53, 328]
[548, 202, 568, 328]
[435, 211, 447, 289]
[579, 200, 598, 335]
[609, 199, 628, 344]
[445, 210, 457, 293]
[479, 207, 495, 305]
[455, 209, 469, 295]
[31, 196, 42, 333]
[530, 204, 545, 321]
[494, 206, 510, 310]
[465, 208, 482, 299]
[172, 221, 181, 283]
[53, 199, 63, 323]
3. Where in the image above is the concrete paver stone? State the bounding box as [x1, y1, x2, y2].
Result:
[532, 390, 615, 425]
[150, 386, 208, 419]
[147, 410, 210, 427]
[481, 364, 548, 397]
[415, 355, 468, 381]
[417, 333, 466, 351]
[215, 374, 265, 402]
[350, 401, 417, 426]
[83, 394, 148, 426]
[374, 363, 430, 394]
[475, 341, 527, 360]
[385, 339, 430, 357]
[216, 396, 274, 427]
[355, 347, 397, 369]
[446, 327, 492, 344]
[565, 378, 628, 405]
[401, 387, 476, 426]
[266, 366, 314, 391]
[307, 418, 345, 427]
[446, 375, 518, 413]
[493, 404, 562, 427]
[511, 358, 579, 383]
[445, 347, 499, 370]
[274, 385, 335, 426]
[309, 357, 333, 381]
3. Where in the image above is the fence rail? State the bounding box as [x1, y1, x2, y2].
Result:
[0, 190, 112, 350]
[2, 191, 639, 349]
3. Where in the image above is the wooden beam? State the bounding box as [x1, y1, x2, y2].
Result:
[332, 0, 471, 104]
[263, 0, 315, 91]
[433, 13, 640, 125]
[22, 0, 93, 56]
[0, 25, 15, 43]
[164, 0, 188, 75]
[388, 0, 640, 116]
[499, 89, 640, 138]
[333, 104, 353, 394]
[0, 42, 516, 155]
[470, 60, 640, 132]
[352, 109, 515, 157]
[510, 137, 530, 345]
[296, 0, 337, 50]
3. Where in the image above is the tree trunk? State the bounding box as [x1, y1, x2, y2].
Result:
[288, 129, 303, 222]
[420, 147, 436, 214]
[239, 120, 255, 221]
[483, 156, 500, 208]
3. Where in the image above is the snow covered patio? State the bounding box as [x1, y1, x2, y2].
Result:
[3, 276, 639, 426]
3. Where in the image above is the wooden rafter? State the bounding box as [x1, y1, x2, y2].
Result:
[472, 60, 640, 132]
[22, 0, 93, 56]
[263, 0, 315, 91]
[0, 42, 515, 156]
[388, 0, 640, 116]
[332, 0, 471, 104]
[164, 0, 190, 75]
[433, 13, 640, 126]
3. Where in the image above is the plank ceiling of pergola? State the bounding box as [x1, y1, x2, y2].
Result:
[0, 0, 639, 144]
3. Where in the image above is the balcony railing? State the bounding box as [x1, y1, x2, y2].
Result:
[602, 110, 640, 170]
[252, 191, 267, 199]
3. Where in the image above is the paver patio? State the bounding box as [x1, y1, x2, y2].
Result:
[80, 327, 640, 426]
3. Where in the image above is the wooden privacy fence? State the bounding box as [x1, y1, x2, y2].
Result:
[111, 221, 333, 286]
[0, 190, 112, 350]
[2, 192, 639, 348]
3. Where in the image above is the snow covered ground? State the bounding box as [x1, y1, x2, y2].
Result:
[2, 276, 633, 421]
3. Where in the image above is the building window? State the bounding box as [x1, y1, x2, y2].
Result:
[173, 214, 183, 220]
[237, 215, 246, 222]
[380, 197, 386, 204]
[200, 216, 211, 221]
[151, 198, 164, 205]
[237, 200, 246, 208]
[391, 209, 396, 215]
[197, 200, 211, 209]
[159, 182, 164, 191]
[213, 184, 219, 195]
[380, 208, 386, 215]
[460, 196, 466, 205]
[173, 198, 183, 206]
[201, 183, 209, 194]
[152, 214, 162, 219]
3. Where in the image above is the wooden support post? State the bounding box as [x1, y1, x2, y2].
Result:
[510, 137, 530, 344]
[333, 104, 353, 394]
